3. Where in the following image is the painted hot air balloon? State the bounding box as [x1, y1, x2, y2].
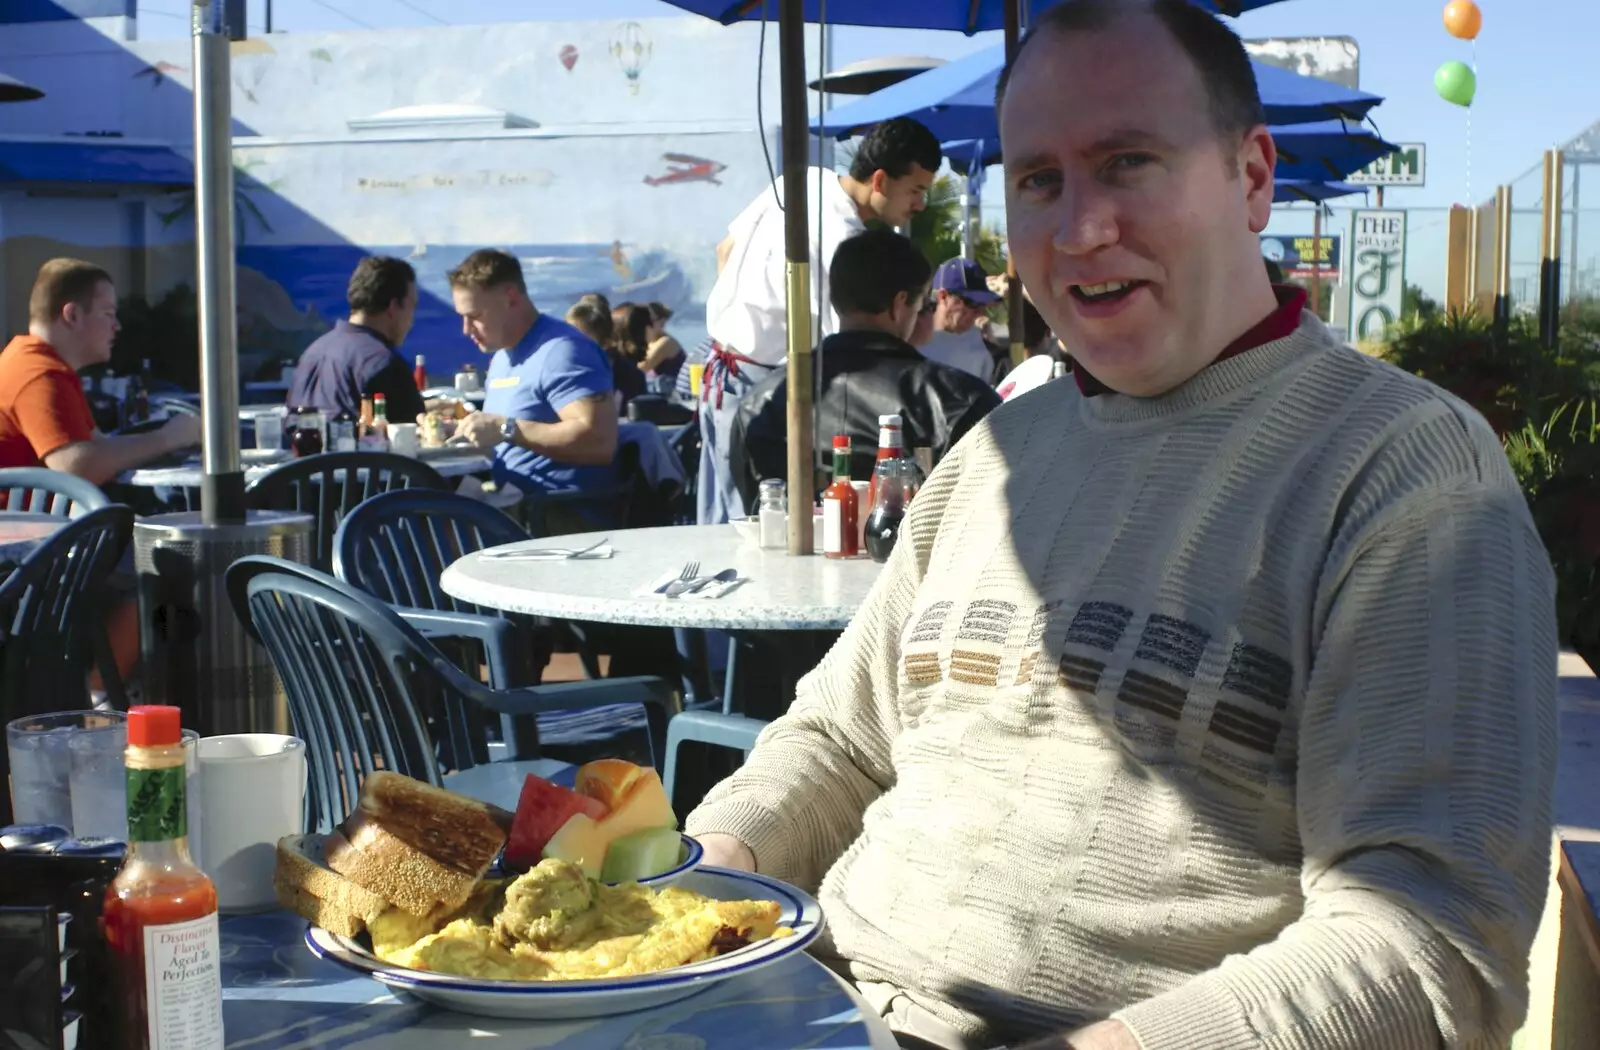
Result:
[610, 22, 652, 96]
[559, 44, 578, 72]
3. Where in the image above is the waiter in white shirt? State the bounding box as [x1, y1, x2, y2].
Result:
[698, 117, 942, 524]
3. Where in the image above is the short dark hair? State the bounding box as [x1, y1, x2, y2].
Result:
[565, 302, 614, 346]
[578, 291, 611, 314]
[829, 229, 933, 316]
[29, 258, 113, 326]
[447, 249, 527, 294]
[849, 117, 943, 182]
[647, 301, 673, 324]
[346, 256, 415, 314]
[997, 0, 1266, 139]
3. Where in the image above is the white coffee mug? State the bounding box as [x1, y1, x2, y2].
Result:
[196, 734, 306, 912]
[389, 422, 421, 456]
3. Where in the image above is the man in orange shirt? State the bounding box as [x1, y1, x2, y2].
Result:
[0, 258, 198, 479]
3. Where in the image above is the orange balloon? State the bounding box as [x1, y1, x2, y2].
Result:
[1444, 0, 1482, 40]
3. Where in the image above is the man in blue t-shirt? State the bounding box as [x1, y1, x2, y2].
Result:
[450, 249, 618, 499]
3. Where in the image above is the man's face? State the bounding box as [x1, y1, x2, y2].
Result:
[891, 285, 931, 344]
[67, 281, 120, 364]
[934, 288, 987, 335]
[1001, 16, 1276, 397]
[910, 296, 936, 348]
[452, 283, 519, 352]
[869, 164, 936, 227]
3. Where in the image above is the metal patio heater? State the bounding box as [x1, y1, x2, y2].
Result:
[134, 0, 311, 737]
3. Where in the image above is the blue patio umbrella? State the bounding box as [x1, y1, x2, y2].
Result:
[1275, 180, 1364, 204]
[943, 122, 1396, 182]
[663, 0, 1297, 32]
[813, 44, 1383, 143]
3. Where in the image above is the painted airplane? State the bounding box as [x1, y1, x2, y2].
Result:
[644, 153, 727, 187]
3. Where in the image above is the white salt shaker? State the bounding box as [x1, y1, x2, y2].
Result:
[757, 479, 787, 549]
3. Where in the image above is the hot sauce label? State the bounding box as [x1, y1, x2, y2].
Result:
[126, 765, 186, 842]
[142, 914, 224, 1049]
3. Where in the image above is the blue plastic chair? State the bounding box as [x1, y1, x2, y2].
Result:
[246, 451, 449, 571]
[226, 556, 681, 826]
[0, 467, 109, 518]
[662, 710, 767, 810]
[332, 488, 606, 757]
[0, 505, 134, 778]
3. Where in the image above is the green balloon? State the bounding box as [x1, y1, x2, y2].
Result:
[1435, 60, 1476, 107]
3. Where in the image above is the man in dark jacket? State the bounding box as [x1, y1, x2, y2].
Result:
[730, 229, 1001, 509]
[287, 255, 426, 423]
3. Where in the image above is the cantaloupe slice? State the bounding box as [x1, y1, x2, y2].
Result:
[595, 769, 676, 840]
[541, 814, 610, 878]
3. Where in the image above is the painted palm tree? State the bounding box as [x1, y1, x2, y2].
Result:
[155, 157, 280, 243]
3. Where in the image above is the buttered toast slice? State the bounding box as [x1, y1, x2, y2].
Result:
[273, 833, 391, 938]
[324, 771, 509, 917]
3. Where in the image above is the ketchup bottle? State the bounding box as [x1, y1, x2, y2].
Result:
[413, 354, 427, 392]
[102, 706, 223, 1050]
[821, 434, 859, 559]
[867, 413, 906, 508]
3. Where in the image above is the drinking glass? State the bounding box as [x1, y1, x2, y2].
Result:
[7, 711, 127, 829]
[68, 727, 200, 850]
[254, 412, 284, 451]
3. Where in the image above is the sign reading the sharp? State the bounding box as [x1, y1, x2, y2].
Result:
[1345, 144, 1426, 187]
[1347, 210, 1407, 342]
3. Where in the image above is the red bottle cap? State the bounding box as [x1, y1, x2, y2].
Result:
[374, 393, 387, 402]
[833, 435, 851, 449]
[127, 705, 182, 747]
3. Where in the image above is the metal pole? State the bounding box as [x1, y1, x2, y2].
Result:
[1004, 0, 1024, 366]
[1375, 186, 1385, 208]
[193, 0, 244, 523]
[1467, 206, 1481, 313]
[265, 0, 272, 33]
[1310, 207, 1323, 319]
[960, 176, 974, 261]
[778, 0, 813, 556]
[1540, 149, 1565, 348]
[1571, 164, 1582, 305]
[1493, 184, 1513, 346]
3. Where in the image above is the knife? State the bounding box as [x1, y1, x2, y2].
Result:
[668, 568, 738, 597]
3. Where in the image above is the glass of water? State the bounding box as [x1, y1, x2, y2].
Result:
[68, 727, 201, 850]
[254, 411, 284, 451]
[7, 711, 127, 829]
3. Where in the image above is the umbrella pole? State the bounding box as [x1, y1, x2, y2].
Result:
[192, 0, 244, 524]
[779, 0, 814, 556]
[1310, 206, 1323, 320]
[1004, 0, 1025, 366]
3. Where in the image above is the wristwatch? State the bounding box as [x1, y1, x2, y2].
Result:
[499, 417, 519, 446]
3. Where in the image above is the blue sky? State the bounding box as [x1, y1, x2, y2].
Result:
[131, 0, 1594, 297]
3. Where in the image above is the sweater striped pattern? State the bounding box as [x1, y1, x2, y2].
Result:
[686, 314, 1558, 1049]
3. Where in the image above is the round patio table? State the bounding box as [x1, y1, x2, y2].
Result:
[120, 450, 493, 489]
[0, 513, 66, 565]
[440, 524, 884, 631]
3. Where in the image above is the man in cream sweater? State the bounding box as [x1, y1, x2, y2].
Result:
[687, 2, 1559, 1049]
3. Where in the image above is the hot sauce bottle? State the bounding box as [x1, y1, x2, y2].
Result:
[821, 434, 860, 559]
[102, 706, 223, 1050]
[413, 354, 427, 392]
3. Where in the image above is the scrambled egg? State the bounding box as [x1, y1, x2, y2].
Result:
[371, 858, 790, 981]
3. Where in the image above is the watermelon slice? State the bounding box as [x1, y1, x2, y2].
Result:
[505, 775, 607, 871]
[600, 826, 684, 883]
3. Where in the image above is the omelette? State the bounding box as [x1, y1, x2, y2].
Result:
[371, 858, 790, 981]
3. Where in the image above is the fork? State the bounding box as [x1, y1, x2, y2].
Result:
[483, 537, 611, 561]
[657, 560, 699, 594]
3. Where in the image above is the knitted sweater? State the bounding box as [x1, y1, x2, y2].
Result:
[685, 313, 1559, 1049]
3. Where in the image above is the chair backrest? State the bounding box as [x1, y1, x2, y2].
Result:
[331, 488, 526, 614]
[225, 555, 489, 831]
[0, 468, 111, 518]
[245, 452, 448, 571]
[0, 505, 133, 713]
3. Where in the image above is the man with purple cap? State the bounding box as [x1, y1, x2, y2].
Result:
[919, 257, 1002, 381]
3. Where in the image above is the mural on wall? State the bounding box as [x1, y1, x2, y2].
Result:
[3, 17, 822, 375]
[610, 22, 652, 95]
[645, 153, 727, 187]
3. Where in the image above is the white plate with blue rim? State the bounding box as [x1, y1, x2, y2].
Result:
[304, 866, 824, 1020]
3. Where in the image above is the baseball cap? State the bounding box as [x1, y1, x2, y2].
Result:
[932, 259, 1001, 304]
